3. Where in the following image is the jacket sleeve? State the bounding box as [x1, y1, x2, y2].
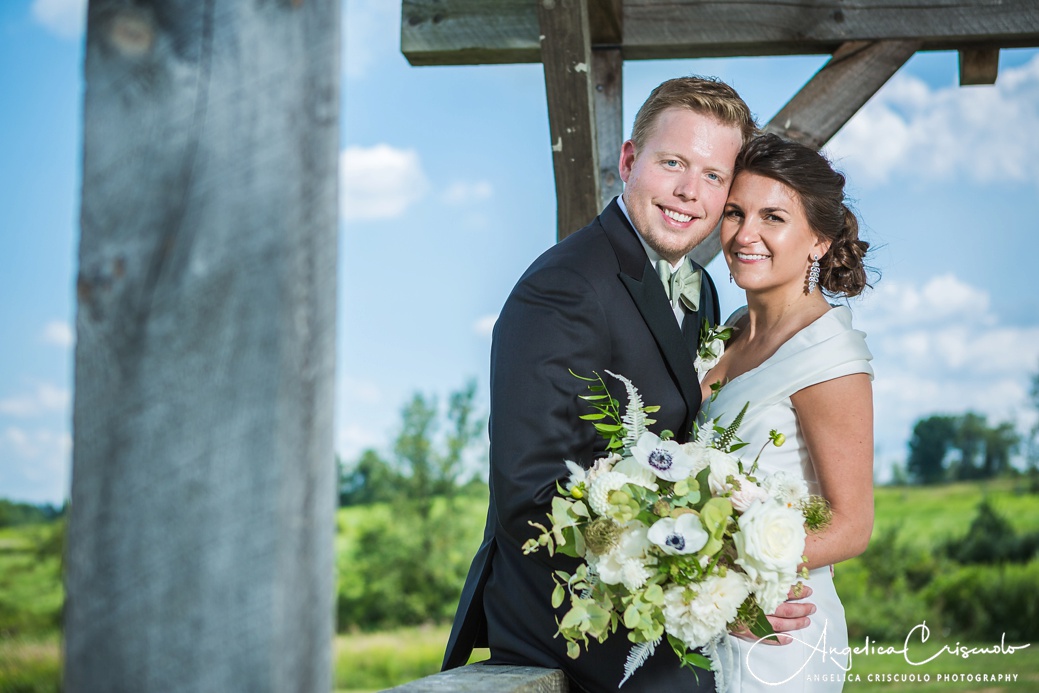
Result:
[488, 264, 610, 551]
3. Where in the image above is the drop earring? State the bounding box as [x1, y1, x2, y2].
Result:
[806, 254, 820, 294]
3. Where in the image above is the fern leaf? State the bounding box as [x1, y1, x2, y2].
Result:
[605, 370, 647, 449]
[620, 637, 660, 687]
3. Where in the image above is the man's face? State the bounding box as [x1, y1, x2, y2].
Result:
[619, 107, 743, 264]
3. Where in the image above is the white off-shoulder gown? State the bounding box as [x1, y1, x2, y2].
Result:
[704, 305, 873, 692]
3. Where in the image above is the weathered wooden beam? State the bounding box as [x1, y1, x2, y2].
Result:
[590, 0, 623, 211]
[589, 0, 621, 45]
[959, 47, 1000, 85]
[691, 39, 919, 266]
[765, 39, 921, 149]
[539, 0, 600, 240]
[65, 1, 339, 691]
[386, 664, 569, 692]
[402, 0, 1039, 66]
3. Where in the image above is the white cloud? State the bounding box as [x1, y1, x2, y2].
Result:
[341, 144, 430, 221]
[31, 0, 86, 38]
[0, 426, 71, 503]
[850, 273, 1039, 478]
[41, 320, 74, 348]
[444, 181, 494, 206]
[826, 55, 1039, 187]
[473, 314, 497, 338]
[0, 383, 70, 417]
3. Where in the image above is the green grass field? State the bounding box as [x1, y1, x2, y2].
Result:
[2, 478, 1037, 691]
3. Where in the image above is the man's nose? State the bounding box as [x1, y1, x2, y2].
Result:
[674, 172, 700, 200]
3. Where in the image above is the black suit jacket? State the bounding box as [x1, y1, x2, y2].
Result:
[443, 200, 721, 692]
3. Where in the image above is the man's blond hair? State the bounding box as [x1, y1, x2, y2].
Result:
[630, 76, 757, 150]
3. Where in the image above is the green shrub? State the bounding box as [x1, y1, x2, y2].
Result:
[941, 500, 1039, 564]
[923, 559, 1039, 641]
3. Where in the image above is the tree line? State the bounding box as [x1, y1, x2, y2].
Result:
[904, 364, 1039, 485]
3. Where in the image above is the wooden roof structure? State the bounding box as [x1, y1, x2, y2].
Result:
[402, 0, 1039, 264]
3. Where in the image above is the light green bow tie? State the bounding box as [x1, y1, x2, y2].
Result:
[657, 259, 701, 312]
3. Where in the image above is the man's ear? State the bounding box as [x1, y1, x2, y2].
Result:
[619, 140, 637, 183]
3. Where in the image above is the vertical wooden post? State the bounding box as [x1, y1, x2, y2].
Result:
[590, 0, 623, 211]
[65, 1, 339, 691]
[538, 0, 600, 241]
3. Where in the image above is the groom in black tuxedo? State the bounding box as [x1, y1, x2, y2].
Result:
[443, 77, 804, 691]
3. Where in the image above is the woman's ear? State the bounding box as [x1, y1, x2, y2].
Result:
[813, 236, 831, 259]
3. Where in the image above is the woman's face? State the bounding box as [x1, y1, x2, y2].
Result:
[721, 172, 829, 297]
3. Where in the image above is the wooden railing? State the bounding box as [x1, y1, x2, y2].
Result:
[382, 664, 568, 692]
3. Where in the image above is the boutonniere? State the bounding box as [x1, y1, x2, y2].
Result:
[695, 322, 731, 375]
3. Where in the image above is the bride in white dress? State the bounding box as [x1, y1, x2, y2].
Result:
[699, 134, 875, 692]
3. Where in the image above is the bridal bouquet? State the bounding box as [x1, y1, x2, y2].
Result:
[522, 371, 831, 688]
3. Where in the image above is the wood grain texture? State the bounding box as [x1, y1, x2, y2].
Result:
[766, 39, 921, 149]
[66, 1, 339, 691]
[538, 0, 601, 240]
[593, 47, 624, 211]
[402, 0, 1039, 65]
[959, 47, 1000, 85]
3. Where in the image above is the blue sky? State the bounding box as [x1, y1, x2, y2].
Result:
[3, 0, 1039, 504]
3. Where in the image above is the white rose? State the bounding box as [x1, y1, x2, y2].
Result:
[729, 475, 769, 512]
[706, 449, 741, 495]
[733, 499, 806, 583]
[694, 338, 725, 373]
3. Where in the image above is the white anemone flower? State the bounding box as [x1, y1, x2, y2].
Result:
[612, 455, 660, 491]
[647, 513, 709, 555]
[631, 432, 696, 482]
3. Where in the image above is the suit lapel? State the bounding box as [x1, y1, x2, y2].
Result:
[600, 201, 702, 436]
